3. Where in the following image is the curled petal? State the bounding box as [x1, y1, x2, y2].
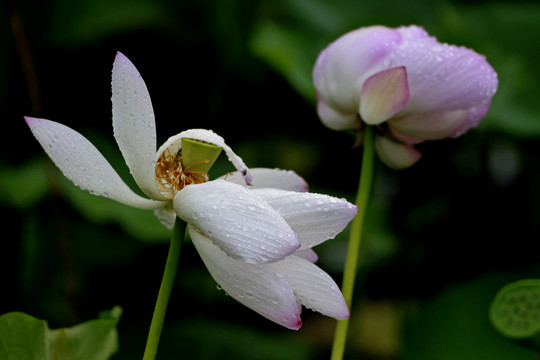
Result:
[252, 188, 357, 249]
[157, 129, 252, 186]
[316, 95, 359, 131]
[360, 66, 410, 125]
[220, 168, 309, 192]
[174, 180, 300, 264]
[25, 117, 166, 210]
[190, 227, 302, 330]
[389, 109, 467, 140]
[374, 135, 422, 169]
[270, 255, 349, 320]
[111, 52, 165, 200]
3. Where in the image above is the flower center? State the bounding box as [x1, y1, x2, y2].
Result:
[155, 149, 209, 199]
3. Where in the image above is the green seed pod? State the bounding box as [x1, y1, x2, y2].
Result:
[181, 138, 223, 174]
[490, 279, 540, 339]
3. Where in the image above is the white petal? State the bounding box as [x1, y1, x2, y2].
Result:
[190, 227, 302, 330]
[154, 206, 176, 229]
[293, 248, 318, 263]
[220, 168, 308, 192]
[252, 188, 357, 249]
[26, 117, 166, 210]
[111, 52, 165, 200]
[270, 255, 349, 320]
[174, 180, 300, 264]
[157, 129, 252, 186]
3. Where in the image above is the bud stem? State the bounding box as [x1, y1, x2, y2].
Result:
[331, 125, 375, 360]
[143, 218, 187, 360]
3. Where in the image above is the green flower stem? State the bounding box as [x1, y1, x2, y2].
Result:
[143, 218, 187, 360]
[331, 125, 375, 360]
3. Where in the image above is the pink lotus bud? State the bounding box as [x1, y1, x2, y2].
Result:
[313, 25, 498, 168]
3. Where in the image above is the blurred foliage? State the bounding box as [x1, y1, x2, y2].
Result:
[0, 306, 121, 359]
[2, 0, 540, 359]
[402, 273, 538, 360]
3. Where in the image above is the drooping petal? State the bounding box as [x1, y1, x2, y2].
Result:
[389, 109, 467, 140]
[252, 188, 357, 249]
[154, 206, 176, 229]
[270, 255, 349, 320]
[111, 52, 165, 200]
[292, 248, 318, 263]
[388, 25, 498, 114]
[174, 180, 300, 264]
[220, 168, 309, 192]
[313, 26, 402, 113]
[25, 117, 166, 210]
[360, 66, 410, 125]
[316, 95, 359, 131]
[157, 129, 252, 186]
[374, 135, 422, 169]
[190, 227, 302, 330]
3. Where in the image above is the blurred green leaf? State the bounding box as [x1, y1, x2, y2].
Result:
[0, 307, 121, 360]
[49, 0, 171, 45]
[251, 20, 317, 102]
[0, 159, 48, 209]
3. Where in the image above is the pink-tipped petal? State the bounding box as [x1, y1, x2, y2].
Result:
[389, 109, 467, 140]
[220, 168, 309, 192]
[360, 66, 410, 125]
[253, 188, 357, 249]
[174, 180, 300, 264]
[190, 227, 302, 330]
[451, 101, 492, 138]
[270, 255, 349, 320]
[316, 95, 359, 131]
[25, 117, 165, 210]
[111, 52, 165, 200]
[374, 135, 422, 169]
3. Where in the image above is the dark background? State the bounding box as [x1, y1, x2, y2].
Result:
[2, 0, 540, 358]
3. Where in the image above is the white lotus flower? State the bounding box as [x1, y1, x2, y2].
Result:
[25, 52, 357, 328]
[187, 173, 357, 329]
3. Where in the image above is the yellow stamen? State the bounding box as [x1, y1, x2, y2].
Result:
[155, 149, 209, 199]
